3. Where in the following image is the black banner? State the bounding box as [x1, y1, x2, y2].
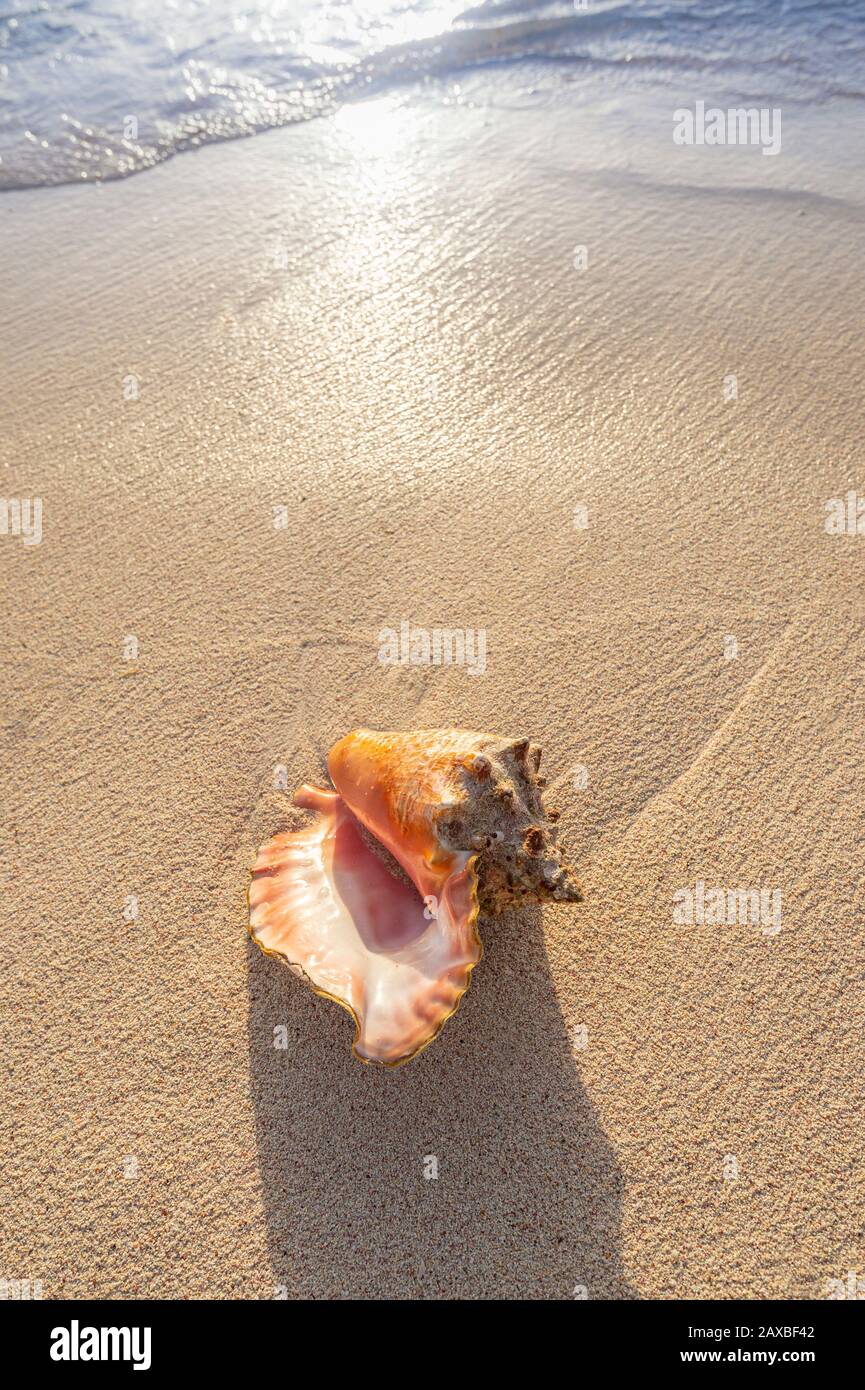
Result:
[5, 1299, 858, 1375]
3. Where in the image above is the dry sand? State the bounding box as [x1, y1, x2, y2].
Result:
[2, 94, 864, 1299]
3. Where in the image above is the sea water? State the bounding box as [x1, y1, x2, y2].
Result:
[1, 0, 864, 190]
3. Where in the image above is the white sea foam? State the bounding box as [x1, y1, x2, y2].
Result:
[1, 0, 863, 189]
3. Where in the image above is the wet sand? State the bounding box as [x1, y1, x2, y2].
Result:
[2, 93, 865, 1299]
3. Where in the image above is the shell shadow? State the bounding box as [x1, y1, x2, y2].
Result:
[247, 904, 635, 1299]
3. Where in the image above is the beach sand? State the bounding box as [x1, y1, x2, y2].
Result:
[2, 90, 864, 1299]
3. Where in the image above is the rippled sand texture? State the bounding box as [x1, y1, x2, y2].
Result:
[2, 93, 865, 1298]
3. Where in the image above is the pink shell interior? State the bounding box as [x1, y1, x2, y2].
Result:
[248, 786, 481, 1064]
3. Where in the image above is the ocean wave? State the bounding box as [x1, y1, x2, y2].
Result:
[1, 0, 863, 189]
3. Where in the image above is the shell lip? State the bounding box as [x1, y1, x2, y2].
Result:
[355, 851, 482, 1067]
[246, 806, 483, 1068]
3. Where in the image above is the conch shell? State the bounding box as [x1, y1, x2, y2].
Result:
[248, 729, 581, 1065]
